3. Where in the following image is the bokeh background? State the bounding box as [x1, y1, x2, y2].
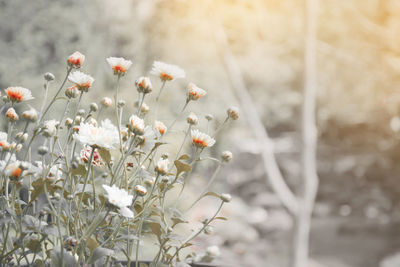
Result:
[1, 0, 400, 266]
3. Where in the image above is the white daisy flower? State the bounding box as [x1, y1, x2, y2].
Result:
[150, 61, 185, 81]
[106, 57, 133, 76]
[73, 119, 119, 150]
[68, 71, 94, 92]
[191, 129, 216, 148]
[129, 115, 145, 135]
[67, 51, 85, 68]
[155, 158, 169, 175]
[42, 120, 59, 137]
[154, 120, 167, 136]
[187, 83, 207, 101]
[102, 184, 134, 218]
[187, 112, 199, 125]
[0, 159, 22, 180]
[5, 87, 34, 102]
[0, 132, 9, 150]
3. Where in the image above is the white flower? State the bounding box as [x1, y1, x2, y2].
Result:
[191, 129, 215, 148]
[227, 106, 239, 120]
[67, 51, 85, 68]
[5, 87, 34, 102]
[135, 77, 152, 94]
[73, 119, 119, 149]
[80, 146, 103, 166]
[0, 132, 10, 150]
[42, 120, 59, 137]
[32, 162, 62, 180]
[129, 115, 145, 135]
[135, 185, 147, 196]
[154, 120, 167, 136]
[102, 184, 134, 218]
[155, 158, 169, 175]
[150, 61, 185, 81]
[22, 108, 38, 122]
[187, 83, 206, 101]
[106, 57, 132, 76]
[68, 71, 94, 92]
[0, 159, 22, 179]
[221, 151, 233, 162]
[187, 112, 199, 125]
[138, 126, 156, 152]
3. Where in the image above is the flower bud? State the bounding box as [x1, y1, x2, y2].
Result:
[15, 144, 22, 152]
[221, 151, 233, 163]
[67, 51, 85, 68]
[102, 97, 112, 108]
[129, 115, 145, 135]
[220, 193, 232, 203]
[155, 120, 167, 136]
[187, 83, 206, 101]
[65, 118, 73, 127]
[5, 108, 19, 122]
[206, 246, 220, 258]
[155, 158, 169, 175]
[187, 112, 198, 125]
[74, 116, 82, 125]
[204, 226, 214, 235]
[161, 153, 169, 159]
[227, 106, 239, 120]
[90, 103, 98, 112]
[135, 185, 148, 197]
[44, 72, 55, 81]
[22, 108, 38, 122]
[38, 146, 48, 155]
[144, 177, 155, 187]
[2, 95, 9, 103]
[118, 100, 126, 108]
[161, 176, 169, 183]
[205, 114, 214, 121]
[42, 120, 59, 137]
[135, 77, 152, 94]
[15, 132, 23, 140]
[10, 142, 16, 150]
[135, 101, 150, 115]
[77, 109, 85, 116]
[21, 133, 28, 143]
[65, 86, 80, 99]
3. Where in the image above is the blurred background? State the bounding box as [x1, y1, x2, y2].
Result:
[1, 0, 400, 266]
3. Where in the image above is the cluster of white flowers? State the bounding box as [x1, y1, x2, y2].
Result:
[73, 119, 119, 149]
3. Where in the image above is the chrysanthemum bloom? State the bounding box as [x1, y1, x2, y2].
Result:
[206, 246, 221, 258]
[68, 71, 94, 92]
[22, 108, 38, 122]
[221, 151, 233, 162]
[5, 162, 22, 180]
[191, 129, 216, 149]
[154, 120, 167, 136]
[155, 158, 169, 175]
[73, 119, 119, 150]
[80, 146, 103, 166]
[5, 87, 34, 103]
[187, 112, 199, 126]
[106, 57, 132, 76]
[135, 77, 152, 94]
[65, 86, 80, 99]
[187, 83, 206, 101]
[102, 184, 134, 218]
[135, 185, 147, 196]
[227, 106, 239, 120]
[150, 61, 185, 81]
[42, 120, 59, 137]
[102, 97, 112, 108]
[6, 107, 19, 122]
[129, 115, 145, 135]
[140, 102, 150, 114]
[67, 51, 85, 68]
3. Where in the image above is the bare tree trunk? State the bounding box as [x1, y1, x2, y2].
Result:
[290, 0, 319, 266]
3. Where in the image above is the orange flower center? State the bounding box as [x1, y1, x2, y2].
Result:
[68, 58, 82, 66]
[160, 72, 173, 81]
[6, 90, 23, 102]
[113, 65, 127, 73]
[193, 138, 207, 147]
[11, 167, 22, 179]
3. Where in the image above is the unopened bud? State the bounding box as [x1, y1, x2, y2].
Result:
[44, 72, 55, 81]
[220, 193, 232, 203]
[205, 114, 214, 121]
[6, 108, 19, 122]
[74, 116, 82, 125]
[90, 103, 98, 112]
[38, 146, 49, 156]
[102, 97, 112, 108]
[135, 185, 148, 197]
[10, 143, 16, 150]
[144, 178, 155, 187]
[118, 100, 126, 108]
[65, 86, 79, 99]
[204, 226, 214, 235]
[65, 118, 73, 127]
[227, 106, 239, 120]
[16, 144, 22, 152]
[77, 109, 85, 116]
[135, 77, 152, 94]
[221, 151, 233, 163]
[22, 108, 38, 122]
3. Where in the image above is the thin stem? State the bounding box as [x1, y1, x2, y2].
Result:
[155, 81, 166, 122]
[75, 146, 95, 216]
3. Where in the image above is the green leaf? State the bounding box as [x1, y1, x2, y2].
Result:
[174, 160, 192, 178]
[87, 237, 99, 253]
[214, 216, 228, 221]
[88, 247, 114, 264]
[71, 164, 87, 176]
[31, 178, 62, 201]
[26, 238, 41, 253]
[178, 154, 190, 161]
[98, 148, 111, 164]
[203, 192, 221, 198]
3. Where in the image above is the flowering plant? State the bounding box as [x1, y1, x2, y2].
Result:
[0, 52, 238, 266]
